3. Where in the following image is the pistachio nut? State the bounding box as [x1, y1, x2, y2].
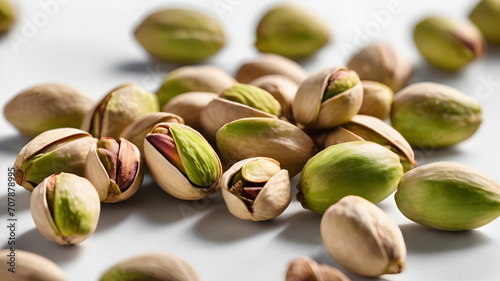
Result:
[216, 117, 317, 177]
[347, 44, 413, 92]
[120, 112, 184, 156]
[81, 83, 159, 140]
[156, 65, 236, 108]
[286, 257, 351, 281]
[144, 123, 222, 200]
[100, 253, 200, 281]
[0, 249, 66, 281]
[85, 137, 143, 203]
[221, 157, 290, 221]
[255, 5, 330, 59]
[297, 141, 403, 214]
[395, 162, 500, 231]
[4, 83, 94, 138]
[292, 68, 363, 130]
[250, 74, 299, 120]
[470, 0, 500, 44]
[162, 92, 216, 131]
[236, 53, 308, 84]
[134, 8, 225, 64]
[321, 196, 406, 277]
[30, 173, 100, 245]
[14, 128, 96, 191]
[0, 0, 14, 33]
[413, 16, 486, 71]
[358, 81, 393, 120]
[391, 82, 482, 148]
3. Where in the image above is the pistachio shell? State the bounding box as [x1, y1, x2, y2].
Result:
[250, 74, 299, 120]
[0, 0, 15, 33]
[286, 257, 352, 281]
[0, 249, 66, 281]
[162, 92, 217, 131]
[470, 0, 500, 44]
[236, 53, 307, 84]
[358, 81, 393, 120]
[221, 83, 282, 116]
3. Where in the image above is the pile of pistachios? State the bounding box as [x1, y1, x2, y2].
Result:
[3, 0, 500, 280]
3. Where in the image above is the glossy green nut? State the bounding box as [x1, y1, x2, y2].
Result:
[297, 141, 403, 214]
[391, 82, 482, 148]
[470, 0, 500, 44]
[0, 0, 15, 33]
[413, 16, 486, 71]
[255, 5, 330, 59]
[134, 9, 225, 63]
[221, 83, 282, 116]
[395, 162, 500, 231]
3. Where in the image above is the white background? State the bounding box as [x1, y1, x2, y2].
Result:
[1, 0, 500, 280]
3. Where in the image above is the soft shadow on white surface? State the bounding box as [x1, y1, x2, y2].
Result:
[0, 134, 30, 155]
[410, 60, 470, 85]
[413, 145, 466, 165]
[278, 210, 322, 245]
[0, 187, 31, 212]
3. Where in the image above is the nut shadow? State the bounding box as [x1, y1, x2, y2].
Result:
[0, 187, 32, 212]
[485, 44, 500, 60]
[277, 210, 322, 245]
[413, 145, 465, 166]
[410, 60, 468, 85]
[0, 134, 30, 155]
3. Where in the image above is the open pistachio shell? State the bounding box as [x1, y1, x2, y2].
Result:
[236, 53, 308, 84]
[250, 74, 299, 120]
[0, 249, 66, 281]
[162, 92, 217, 131]
[221, 157, 291, 221]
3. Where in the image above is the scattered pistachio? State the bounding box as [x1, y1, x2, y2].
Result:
[0, 0, 15, 33]
[236, 53, 308, 84]
[286, 257, 351, 281]
[250, 74, 298, 121]
[358, 81, 393, 120]
[162, 92, 216, 131]
[0, 249, 66, 281]
[470, 0, 500, 44]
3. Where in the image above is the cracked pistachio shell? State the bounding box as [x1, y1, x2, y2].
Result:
[85, 138, 144, 203]
[221, 157, 291, 221]
[0, 249, 66, 281]
[391, 82, 482, 148]
[100, 253, 200, 281]
[30, 173, 101, 245]
[4, 83, 94, 138]
[358, 81, 393, 120]
[0, 0, 15, 33]
[82, 83, 159, 140]
[156, 65, 236, 108]
[470, 0, 500, 44]
[14, 128, 96, 191]
[162, 92, 216, 131]
[255, 5, 330, 59]
[216, 118, 317, 177]
[134, 8, 225, 64]
[250, 74, 299, 120]
[144, 123, 222, 200]
[395, 162, 500, 231]
[236, 53, 307, 84]
[297, 141, 403, 214]
[321, 196, 406, 277]
[286, 257, 351, 281]
[414, 16, 486, 71]
[347, 44, 413, 92]
[292, 68, 363, 130]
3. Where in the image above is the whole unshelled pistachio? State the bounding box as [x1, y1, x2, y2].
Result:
[14, 128, 96, 191]
[470, 0, 500, 44]
[347, 44, 413, 92]
[4, 83, 94, 138]
[100, 253, 200, 281]
[286, 257, 351, 281]
[250, 74, 299, 120]
[358, 81, 393, 120]
[321, 196, 406, 277]
[413, 16, 486, 71]
[297, 141, 403, 214]
[0, 0, 15, 33]
[156, 65, 236, 108]
[396, 162, 500, 231]
[30, 173, 101, 245]
[162, 92, 216, 131]
[144, 123, 222, 200]
[0, 249, 66, 281]
[221, 157, 290, 221]
[236, 53, 308, 84]
[81, 83, 159, 140]
[391, 82, 482, 148]
[134, 8, 225, 64]
[255, 5, 330, 59]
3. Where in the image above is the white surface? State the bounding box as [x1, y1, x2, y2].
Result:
[1, 0, 500, 280]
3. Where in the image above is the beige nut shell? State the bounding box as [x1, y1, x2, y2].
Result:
[0, 249, 66, 281]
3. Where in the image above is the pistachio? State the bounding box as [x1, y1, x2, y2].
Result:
[216, 117, 317, 177]
[14, 128, 96, 191]
[81, 83, 159, 140]
[4, 83, 94, 138]
[391, 82, 482, 148]
[255, 5, 330, 59]
[292, 68, 363, 130]
[134, 8, 225, 64]
[156, 65, 236, 108]
[30, 173, 100, 245]
[396, 162, 500, 231]
[321, 196, 406, 277]
[347, 44, 413, 92]
[358, 81, 393, 120]
[0, 249, 66, 281]
[297, 141, 403, 214]
[221, 157, 290, 221]
[162, 92, 216, 131]
[413, 16, 486, 71]
[144, 123, 222, 200]
[470, 0, 500, 44]
[0, 0, 15, 33]
[286, 257, 351, 281]
[250, 75, 298, 120]
[100, 253, 200, 281]
[236, 53, 308, 84]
